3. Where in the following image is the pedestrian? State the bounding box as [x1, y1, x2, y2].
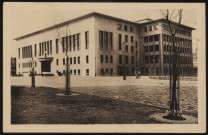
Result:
[135, 70, 138, 79]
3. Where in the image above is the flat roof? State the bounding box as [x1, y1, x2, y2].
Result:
[14, 12, 195, 40]
[14, 12, 140, 40]
[138, 18, 196, 30]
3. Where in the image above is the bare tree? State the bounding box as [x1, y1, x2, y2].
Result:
[56, 24, 80, 95]
[160, 9, 185, 120]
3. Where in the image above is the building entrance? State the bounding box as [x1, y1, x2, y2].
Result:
[41, 61, 51, 73]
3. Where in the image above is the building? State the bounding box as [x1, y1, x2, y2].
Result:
[14, 12, 195, 76]
[11, 57, 16, 76]
[138, 19, 195, 75]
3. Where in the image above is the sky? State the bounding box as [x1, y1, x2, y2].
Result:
[4, 2, 201, 57]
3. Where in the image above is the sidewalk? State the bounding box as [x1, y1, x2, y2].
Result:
[11, 76, 197, 89]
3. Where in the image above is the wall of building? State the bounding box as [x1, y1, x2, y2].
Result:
[94, 15, 140, 76]
[16, 16, 96, 76]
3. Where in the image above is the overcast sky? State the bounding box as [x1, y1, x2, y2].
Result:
[4, 2, 200, 57]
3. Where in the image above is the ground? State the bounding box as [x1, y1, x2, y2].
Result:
[11, 76, 198, 124]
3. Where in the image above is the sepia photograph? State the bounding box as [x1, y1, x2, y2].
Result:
[3, 2, 206, 133]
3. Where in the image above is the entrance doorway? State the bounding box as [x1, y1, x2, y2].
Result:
[41, 61, 51, 73]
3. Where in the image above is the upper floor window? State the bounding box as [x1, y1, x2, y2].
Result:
[86, 55, 89, 63]
[153, 25, 158, 30]
[85, 31, 89, 49]
[131, 36, 134, 43]
[124, 25, 128, 31]
[74, 57, 76, 64]
[100, 55, 103, 63]
[149, 26, 152, 31]
[130, 27, 134, 32]
[118, 24, 122, 30]
[56, 39, 58, 54]
[144, 27, 147, 32]
[144, 36, 148, 43]
[125, 35, 128, 42]
[105, 55, 108, 63]
[154, 35, 159, 41]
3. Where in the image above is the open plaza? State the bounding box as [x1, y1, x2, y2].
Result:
[11, 76, 198, 124]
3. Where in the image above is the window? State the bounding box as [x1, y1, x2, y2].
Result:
[136, 51, 138, 58]
[77, 34, 80, 50]
[154, 35, 159, 41]
[56, 59, 59, 65]
[106, 69, 109, 74]
[86, 69, 89, 76]
[50, 40, 52, 54]
[109, 32, 113, 49]
[149, 45, 153, 52]
[105, 32, 108, 49]
[86, 55, 89, 63]
[149, 35, 153, 42]
[78, 56, 80, 64]
[131, 36, 134, 43]
[144, 27, 147, 32]
[155, 55, 159, 63]
[85, 31, 89, 49]
[119, 34, 122, 50]
[144, 46, 148, 52]
[119, 55, 122, 64]
[34, 44, 37, 57]
[74, 57, 76, 64]
[131, 46, 134, 52]
[126, 55, 128, 64]
[101, 69, 104, 75]
[150, 55, 154, 63]
[149, 26, 152, 31]
[18, 48, 20, 59]
[70, 57, 72, 64]
[155, 45, 159, 51]
[70, 70, 72, 75]
[73, 35, 75, 51]
[62, 37, 65, 52]
[47, 41, 49, 55]
[125, 45, 128, 52]
[78, 69, 80, 75]
[130, 27, 134, 32]
[124, 25, 128, 31]
[100, 55, 103, 63]
[63, 70, 65, 75]
[118, 24, 122, 30]
[105, 55, 108, 63]
[56, 39, 58, 54]
[69, 36, 72, 51]
[135, 41, 138, 48]
[74, 69, 76, 75]
[144, 36, 148, 43]
[125, 35, 128, 42]
[63, 58, 65, 65]
[110, 55, 113, 63]
[131, 56, 134, 64]
[153, 25, 158, 30]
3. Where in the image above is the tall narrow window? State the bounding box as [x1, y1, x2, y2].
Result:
[105, 55, 108, 63]
[18, 48, 20, 59]
[70, 57, 72, 64]
[73, 35, 75, 51]
[78, 69, 80, 75]
[99, 31, 104, 49]
[85, 31, 89, 49]
[125, 35, 128, 42]
[34, 44, 36, 57]
[78, 56, 80, 64]
[56, 59, 59, 65]
[62, 37, 65, 52]
[39, 43, 41, 56]
[50, 40, 52, 54]
[126, 55, 128, 64]
[86, 69, 89, 76]
[42, 43, 44, 56]
[86, 55, 89, 63]
[109, 32, 113, 49]
[136, 41, 138, 48]
[77, 34, 80, 50]
[131, 56, 134, 64]
[100, 55, 103, 63]
[63, 58, 65, 65]
[74, 57, 76, 64]
[119, 55, 122, 64]
[124, 25, 128, 31]
[131, 36, 134, 43]
[56, 39, 58, 54]
[144, 27, 147, 32]
[131, 46, 134, 52]
[69, 36, 72, 51]
[47, 41, 49, 55]
[119, 34, 122, 50]
[105, 32, 108, 49]
[110, 55, 113, 63]
[30, 45, 32, 57]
